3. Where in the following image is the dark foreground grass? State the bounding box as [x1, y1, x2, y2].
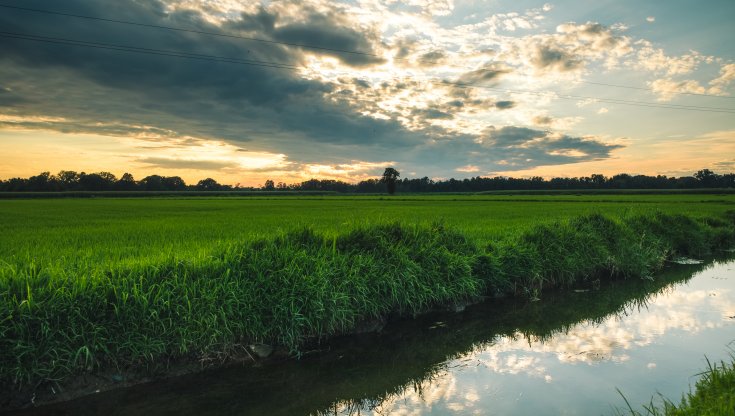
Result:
[1, 211, 734, 399]
[617, 356, 735, 416]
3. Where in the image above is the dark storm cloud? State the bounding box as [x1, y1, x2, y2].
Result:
[0, 0, 311, 106]
[230, 5, 385, 67]
[486, 126, 546, 146]
[484, 126, 622, 158]
[0, 0, 410, 154]
[548, 134, 623, 157]
[0, 87, 27, 106]
[397, 124, 623, 179]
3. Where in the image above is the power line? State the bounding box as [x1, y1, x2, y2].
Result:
[1, 2, 733, 100]
[580, 80, 734, 99]
[2, 30, 735, 114]
[0, 31, 300, 70]
[0, 3, 383, 60]
[440, 81, 735, 113]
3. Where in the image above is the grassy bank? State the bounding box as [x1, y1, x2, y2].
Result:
[1, 209, 734, 399]
[618, 356, 735, 415]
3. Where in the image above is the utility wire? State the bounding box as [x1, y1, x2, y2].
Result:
[1, 2, 733, 99]
[2, 30, 735, 114]
[441, 81, 735, 113]
[0, 3, 383, 60]
[580, 80, 733, 99]
[0, 31, 301, 70]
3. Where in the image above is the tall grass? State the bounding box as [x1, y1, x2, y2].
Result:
[0, 210, 733, 398]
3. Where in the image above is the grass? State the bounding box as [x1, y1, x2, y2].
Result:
[617, 356, 735, 416]
[0, 195, 734, 398]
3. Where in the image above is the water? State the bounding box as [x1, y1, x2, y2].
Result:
[10, 257, 735, 415]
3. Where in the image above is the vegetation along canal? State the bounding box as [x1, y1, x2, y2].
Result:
[8, 255, 735, 415]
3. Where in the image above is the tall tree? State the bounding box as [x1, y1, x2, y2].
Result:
[382, 167, 400, 195]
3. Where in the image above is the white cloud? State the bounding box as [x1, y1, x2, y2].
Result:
[649, 62, 735, 100]
[649, 78, 708, 101]
[709, 63, 735, 91]
[631, 41, 711, 76]
[456, 164, 480, 172]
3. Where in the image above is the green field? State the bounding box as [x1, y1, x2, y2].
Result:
[2, 194, 733, 267]
[1, 194, 734, 402]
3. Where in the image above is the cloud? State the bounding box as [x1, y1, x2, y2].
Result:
[497, 21, 634, 75]
[391, 0, 455, 16]
[532, 45, 582, 72]
[649, 78, 708, 101]
[709, 63, 735, 91]
[457, 66, 512, 84]
[646, 16, 655, 23]
[456, 164, 480, 173]
[495, 100, 516, 110]
[0, 0, 424, 161]
[411, 108, 454, 120]
[631, 42, 711, 76]
[481, 126, 623, 165]
[713, 159, 735, 171]
[0, 0, 638, 182]
[138, 157, 237, 170]
[231, 4, 386, 67]
[649, 63, 734, 101]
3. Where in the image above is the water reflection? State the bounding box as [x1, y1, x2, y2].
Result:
[335, 258, 735, 416]
[9, 257, 735, 416]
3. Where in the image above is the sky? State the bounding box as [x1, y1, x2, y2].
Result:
[0, 0, 733, 186]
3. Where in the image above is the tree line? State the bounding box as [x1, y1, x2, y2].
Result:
[0, 169, 733, 193]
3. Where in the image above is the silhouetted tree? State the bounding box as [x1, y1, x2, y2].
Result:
[163, 176, 187, 191]
[196, 178, 221, 191]
[694, 169, 718, 188]
[27, 172, 54, 191]
[2, 168, 734, 193]
[56, 170, 80, 189]
[139, 175, 165, 191]
[116, 172, 137, 191]
[79, 172, 115, 191]
[382, 167, 400, 195]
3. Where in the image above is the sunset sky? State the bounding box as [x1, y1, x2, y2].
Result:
[1, 0, 733, 186]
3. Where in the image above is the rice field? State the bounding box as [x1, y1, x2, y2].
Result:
[0, 194, 734, 405]
[1, 194, 733, 267]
